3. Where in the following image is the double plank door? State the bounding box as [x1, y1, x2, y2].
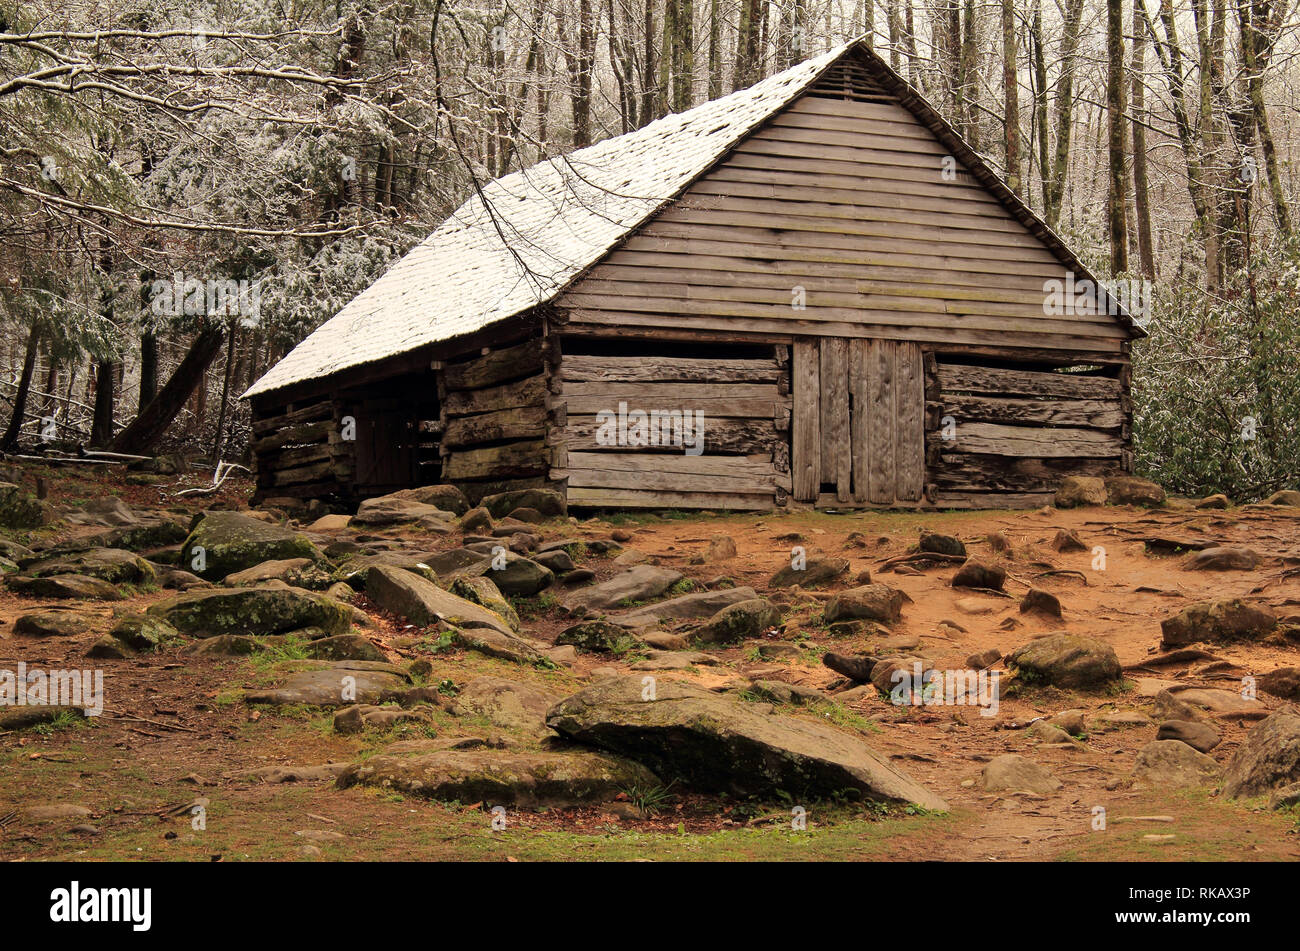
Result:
[791, 338, 924, 505]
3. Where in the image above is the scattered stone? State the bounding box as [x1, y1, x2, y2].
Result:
[769, 556, 849, 589]
[630, 650, 716, 671]
[951, 558, 1006, 591]
[707, 535, 737, 562]
[248, 763, 349, 784]
[182, 511, 324, 580]
[642, 631, 688, 650]
[505, 506, 544, 524]
[1052, 529, 1088, 553]
[986, 532, 1011, 553]
[981, 754, 1062, 795]
[919, 532, 965, 557]
[1165, 686, 1260, 715]
[147, 585, 351, 639]
[1183, 546, 1262, 571]
[1223, 711, 1300, 799]
[1258, 667, 1300, 701]
[823, 584, 905, 624]
[387, 484, 470, 516]
[1131, 740, 1220, 789]
[334, 704, 434, 734]
[86, 635, 134, 659]
[109, 615, 180, 651]
[1019, 588, 1062, 618]
[545, 676, 947, 809]
[459, 506, 493, 534]
[954, 597, 998, 615]
[0, 482, 49, 528]
[693, 599, 781, 644]
[822, 652, 877, 683]
[1027, 721, 1074, 744]
[307, 514, 352, 531]
[480, 488, 566, 520]
[303, 634, 387, 662]
[532, 549, 574, 575]
[449, 576, 521, 633]
[966, 648, 1001, 669]
[1006, 634, 1121, 688]
[1054, 476, 1107, 508]
[1195, 493, 1230, 509]
[244, 665, 408, 707]
[1048, 709, 1086, 736]
[746, 680, 826, 705]
[556, 620, 639, 654]
[452, 676, 563, 735]
[0, 706, 86, 730]
[613, 586, 758, 628]
[562, 565, 684, 614]
[7, 574, 123, 600]
[481, 553, 553, 597]
[366, 565, 514, 637]
[14, 609, 94, 637]
[1261, 489, 1300, 507]
[23, 548, 156, 585]
[1105, 476, 1166, 507]
[1156, 720, 1221, 753]
[1159, 599, 1276, 648]
[351, 494, 455, 528]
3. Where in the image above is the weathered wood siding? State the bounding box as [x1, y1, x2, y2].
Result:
[249, 394, 353, 503]
[550, 343, 792, 509]
[436, 338, 555, 501]
[924, 355, 1127, 508]
[556, 65, 1128, 356]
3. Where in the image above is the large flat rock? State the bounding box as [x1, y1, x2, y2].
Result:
[545, 676, 947, 810]
[146, 585, 352, 638]
[562, 564, 684, 615]
[613, 586, 759, 628]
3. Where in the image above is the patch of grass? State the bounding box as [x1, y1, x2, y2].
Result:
[805, 700, 881, 736]
[620, 780, 678, 816]
[30, 709, 89, 735]
[666, 577, 697, 596]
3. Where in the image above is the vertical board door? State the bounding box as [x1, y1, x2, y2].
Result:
[791, 338, 923, 504]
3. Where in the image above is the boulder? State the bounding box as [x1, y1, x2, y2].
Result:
[1156, 720, 1221, 753]
[966, 647, 1002, 669]
[351, 494, 455, 528]
[1052, 529, 1088, 553]
[451, 676, 563, 735]
[244, 665, 407, 707]
[1222, 710, 1300, 799]
[146, 585, 351, 638]
[334, 704, 435, 734]
[1006, 634, 1121, 688]
[224, 558, 330, 589]
[692, 599, 781, 644]
[951, 558, 1006, 591]
[1131, 740, 1221, 789]
[459, 506, 493, 535]
[0, 482, 48, 528]
[556, 620, 639, 654]
[1159, 599, 1276, 648]
[365, 566, 514, 637]
[482, 553, 553, 597]
[919, 532, 966, 557]
[1183, 546, 1262, 571]
[449, 575, 521, 633]
[336, 748, 653, 807]
[561, 565, 684, 614]
[182, 511, 324, 580]
[1054, 476, 1107, 508]
[109, 615, 181, 651]
[1105, 476, 1166, 507]
[545, 676, 947, 810]
[81, 519, 189, 552]
[532, 549, 575, 575]
[62, 496, 138, 527]
[1195, 493, 1230, 510]
[981, 754, 1062, 795]
[1019, 588, 1062, 618]
[480, 488, 566, 520]
[1262, 489, 1300, 507]
[307, 514, 352, 531]
[768, 556, 849, 589]
[612, 586, 759, 628]
[7, 574, 122, 600]
[1258, 667, 1300, 702]
[823, 584, 905, 624]
[303, 634, 387, 662]
[707, 535, 737, 562]
[14, 609, 94, 637]
[388, 484, 470, 516]
[22, 548, 156, 586]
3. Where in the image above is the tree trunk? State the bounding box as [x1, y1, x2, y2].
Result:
[1001, 0, 1020, 195]
[90, 359, 116, 447]
[1, 324, 40, 451]
[211, 321, 238, 461]
[1130, 2, 1156, 277]
[109, 325, 225, 454]
[1106, 0, 1129, 272]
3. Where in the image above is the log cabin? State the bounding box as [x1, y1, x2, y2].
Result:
[242, 37, 1143, 512]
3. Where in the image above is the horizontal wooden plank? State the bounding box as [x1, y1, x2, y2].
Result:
[441, 405, 549, 448]
[563, 309, 1128, 354]
[441, 439, 548, 481]
[251, 419, 332, 454]
[564, 414, 785, 452]
[938, 422, 1124, 457]
[723, 150, 987, 200]
[929, 490, 1055, 510]
[560, 353, 780, 383]
[560, 381, 787, 418]
[443, 372, 547, 417]
[702, 163, 1001, 209]
[931, 453, 1122, 492]
[442, 339, 544, 390]
[938, 363, 1123, 399]
[939, 394, 1124, 428]
[565, 486, 776, 510]
[252, 400, 332, 437]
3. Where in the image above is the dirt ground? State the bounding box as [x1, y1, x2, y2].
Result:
[2, 464, 1299, 862]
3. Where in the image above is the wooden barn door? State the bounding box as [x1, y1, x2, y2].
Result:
[792, 338, 924, 505]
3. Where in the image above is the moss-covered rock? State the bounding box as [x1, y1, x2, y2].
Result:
[693, 598, 781, 644]
[145, 585, 351, 638]
[1006, 634, 1121, 689]
[556, 619, 640, 654]
[450, 575, 521, 632]
[181, 511, 324, 580]
[109, 614, 182, 651]
[23, 548, 156, 586]
[0, 482, 48, 529]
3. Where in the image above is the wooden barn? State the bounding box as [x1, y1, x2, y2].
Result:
[243, 38, 1143, 512]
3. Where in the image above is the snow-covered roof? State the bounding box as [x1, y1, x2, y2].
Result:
[243, 45, 848, 399]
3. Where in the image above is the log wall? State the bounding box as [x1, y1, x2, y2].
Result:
[924, 354, 1128, 508]
[249, 394, 353, 504]
[550, 340, 792, 510]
